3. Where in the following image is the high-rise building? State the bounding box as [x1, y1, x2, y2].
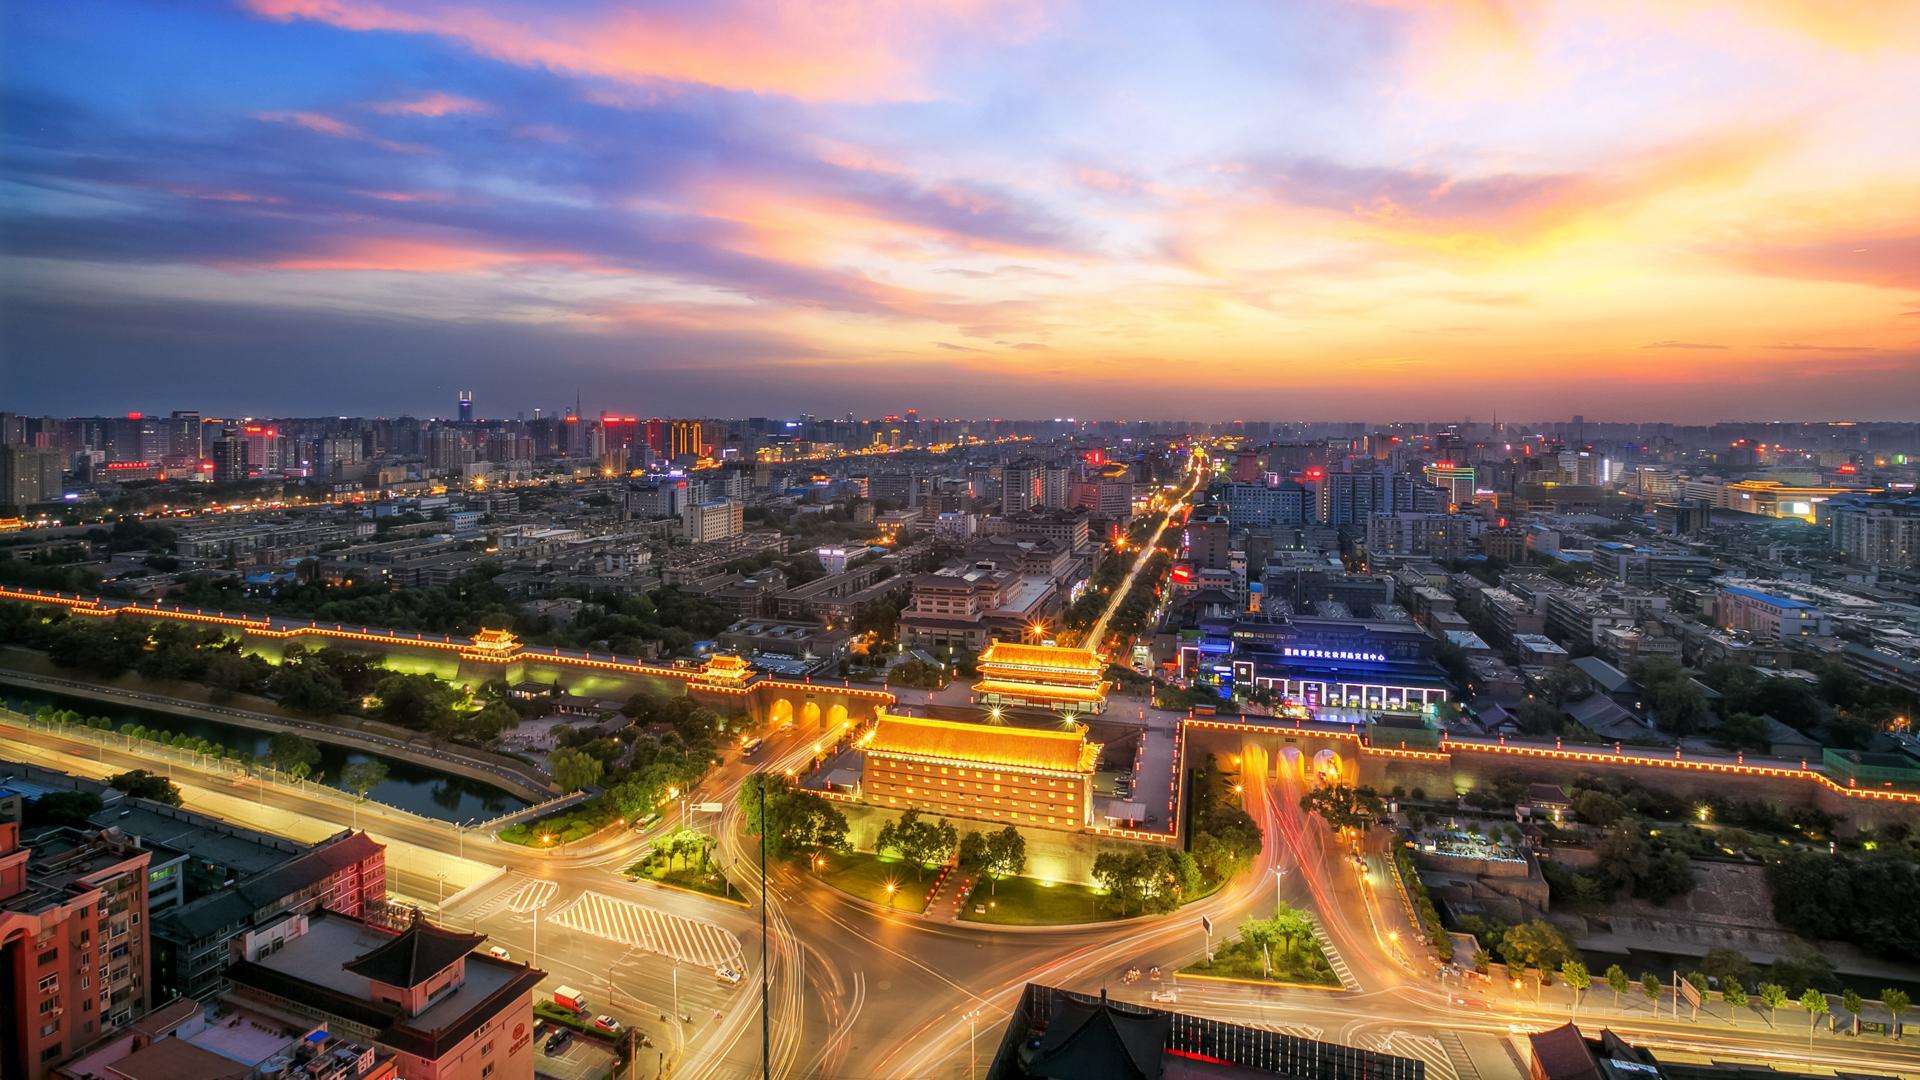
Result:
[1, 799, 152, 1080]
[1222, 481, 1309, 527]
[1826, 494, 1920, 568]
[1001, 459, 1043, 513]
[425, 427, 464, 472]
[166, 410, 203, 466]
[1422, 462, 1475, 508]
[456, 390, 473, 423]
[239, 425, 282, 474]
[1186, 515, 1233, 571]
[682, 498, 744, 544]
[0, 444, 64, 508]
[669, 419, 706, 461]
[208, 437, 248, 483]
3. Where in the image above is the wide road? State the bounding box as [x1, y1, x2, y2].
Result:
[1083, 446, 1207, 651]
[12, 671, 1920, 1077]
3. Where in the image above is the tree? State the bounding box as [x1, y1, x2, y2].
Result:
[266, 732, 322, 775]
[1605, 964, 1630, 1007]
[1723, 978, 1748, 1026]
[25, 790, 104, 826]
[1298, 784, 1385, 831]
[108, 770, 181, 806]
[982, 826, 1027, 894]
[899, 816, 958, 878]
[957, 831, 988, 869]
[1499, 920, 1573, 975]
[1571, 789, 1630, 827]
[1759, 982, 1790, 1026]
[1882, 988, 1909, 1039]
[1800, 987, 1829, 1044]
[369, 672, 461, 732]
[341, 760, 389, 800]
[1842, 989, 1864, 1035]
[1686, 972, 1710, 1020]
[549, 747, 604, 791]
[1562, 961, 1591, 1019]
[1642, 972, 1664, 1009]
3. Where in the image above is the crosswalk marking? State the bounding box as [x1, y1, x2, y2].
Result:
[548, 890, 744, 967]
[1309, 921, 1359, 991]
[1437, 1029, 1482, 1080]
[1371, 1030, 1458, 1080]
[505, 879, 556, 913]
[457, 874, 555, 919]
[1242, 1022, 1325, 1041]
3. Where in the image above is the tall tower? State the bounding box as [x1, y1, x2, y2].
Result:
[457, 390, 474, 423]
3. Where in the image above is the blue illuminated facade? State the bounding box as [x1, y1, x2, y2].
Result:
[1179, 616, 1451, 709]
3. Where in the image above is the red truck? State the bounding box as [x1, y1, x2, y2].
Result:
[552, 986, 589, 1015]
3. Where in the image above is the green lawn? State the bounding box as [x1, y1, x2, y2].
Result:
[498, 798, 617, 847]
[815, 851, 935, 912]
[959, 874, 1112, 925]
[626, 857, 744, 902]
[1182, 939, 1339, 987]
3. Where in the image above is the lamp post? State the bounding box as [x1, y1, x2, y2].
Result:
[966, 1008, 980, 1078]
[1272, 866, 1288, 913]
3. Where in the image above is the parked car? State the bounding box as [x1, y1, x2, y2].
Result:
[594, 1015, 622, 1034]
[485, 946, 511, 961]
[544, 1030, 572, 1054]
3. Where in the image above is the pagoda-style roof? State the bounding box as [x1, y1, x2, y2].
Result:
[468, 628, 520, 653]
[972, 679, 1108, 703]
[864, 708, 1099, 775]
[977, 641, 1105, 677]
[342, 919, 487, 989]
[693, 653, 753, 686]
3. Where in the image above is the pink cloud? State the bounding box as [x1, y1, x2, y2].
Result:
[369, 91, 489, 116]
[245, 0, 1050, 102]
[261, 238, 611, 273]
[255, 109, 427, 154]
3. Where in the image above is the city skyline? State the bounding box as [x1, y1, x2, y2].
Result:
[5, 2, 1919, 419]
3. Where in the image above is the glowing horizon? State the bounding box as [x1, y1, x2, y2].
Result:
[2, 1, 1917, 419]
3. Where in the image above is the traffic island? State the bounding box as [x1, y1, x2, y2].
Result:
[812, 851, 935, 913]
[625, 851, 745, 903]
[1179, 909, 1342, 988]
[959, 875, 1112, 925]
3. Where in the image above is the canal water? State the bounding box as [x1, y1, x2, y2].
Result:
[3, 688, 527, 822]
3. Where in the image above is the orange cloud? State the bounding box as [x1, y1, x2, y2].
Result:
[246, 0, 1050, 102]
[369, 91, 489, 116]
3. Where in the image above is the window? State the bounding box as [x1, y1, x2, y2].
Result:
[37, 948, 58, 966]
[41, 1022, 59, 1038]
[482, 1065, 495, 1079]
[40, 999, 57, 1015]
[41, 1046, 62, 1063]
[482, 1041, 495, 1056]
[38, 975, 58, 993]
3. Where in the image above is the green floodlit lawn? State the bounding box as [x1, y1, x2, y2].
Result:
[815, 851, 934, 913]
[960, 875, 1110, 925]
[627, 858, 744, 902]
[1182, 939, 1340, 987]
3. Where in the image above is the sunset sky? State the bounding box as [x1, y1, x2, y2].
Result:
[3, 1, 1917, 420]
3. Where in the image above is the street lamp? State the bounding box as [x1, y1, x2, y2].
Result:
[966, 1008, 981, 1078]
[885, 881, 897, 908]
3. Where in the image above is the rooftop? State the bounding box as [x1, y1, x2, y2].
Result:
[342, 917, 488, 988]
[865, 709, 1100, 775]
